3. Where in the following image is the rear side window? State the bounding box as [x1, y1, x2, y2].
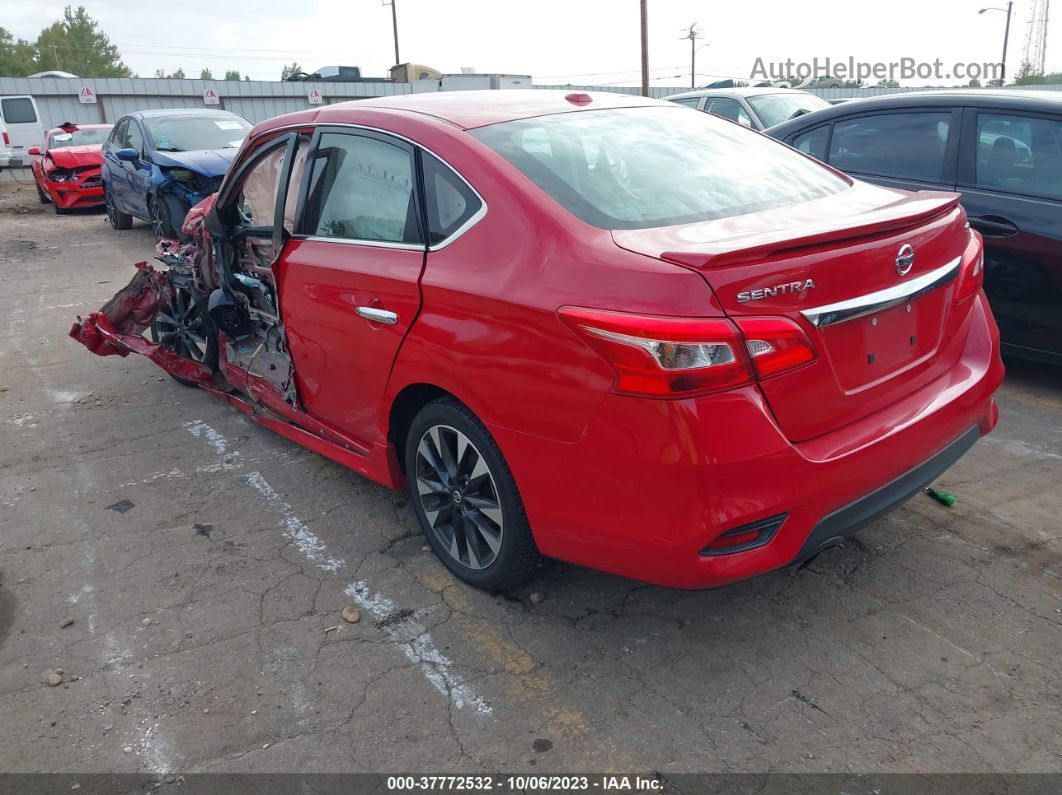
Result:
[668, 97, 702, 108]
[828, 112, 951, 182]
[1, 97, 37, 124]
[422, 152, 482, 245]
[302, 132, 420, 245]
[791, 126, 829, 161]
[975, 112, 1062, 200]
[472, 106, 847, 230]
[704, 97, 753, 128]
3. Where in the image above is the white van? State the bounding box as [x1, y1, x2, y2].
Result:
[0, 114, 22, 169]
[0, 95, 44, 165]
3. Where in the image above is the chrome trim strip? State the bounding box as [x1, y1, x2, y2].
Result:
[800, 257, 962, 328]
[304, 236, 424, 252]
[248, 120, 488, 251]
[355, 306, 399, 325]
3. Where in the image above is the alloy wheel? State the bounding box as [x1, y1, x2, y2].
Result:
[105, 193, 118, 228]
[415, 424, 504, 570]
[152, 287, 209, 363]
[149, 197, 167, 238]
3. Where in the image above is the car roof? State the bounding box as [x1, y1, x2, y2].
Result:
[667, 87, 814, 100]
[766, 89, 1062, 134]
[254, 90, 665, 132]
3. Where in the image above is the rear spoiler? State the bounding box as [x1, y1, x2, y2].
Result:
[660, 192, 962, 270]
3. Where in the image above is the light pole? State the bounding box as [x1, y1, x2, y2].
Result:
[979, 2, 1013, 84]
[640, 0, 649, 97]
[680, 24, 702, 88]
[384, 0, 400, 66]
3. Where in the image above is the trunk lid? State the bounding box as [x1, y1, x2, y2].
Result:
[612, 183, 975, 442]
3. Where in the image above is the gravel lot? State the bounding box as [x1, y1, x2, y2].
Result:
[0, 171, 1059, 776]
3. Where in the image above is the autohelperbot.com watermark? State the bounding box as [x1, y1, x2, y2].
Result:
[751, 56, 1004, 83]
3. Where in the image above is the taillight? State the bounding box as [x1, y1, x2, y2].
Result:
[955, 230, 985, 303]
[558, 307, 817, 399]
[2, 132, 9, 146]
[733, 317, 816, 379]
[558, 307, 749, 398]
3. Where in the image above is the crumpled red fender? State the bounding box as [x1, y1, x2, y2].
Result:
[68, 262, 213, 383]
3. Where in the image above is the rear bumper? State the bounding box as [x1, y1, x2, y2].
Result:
[492, 292, 1004, 589]
[790, 424, 980, 567]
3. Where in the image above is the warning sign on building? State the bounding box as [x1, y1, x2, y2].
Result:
[307, 88, 323, 105]
[203, 88, 220, 105]
[79, 86, 96, 104]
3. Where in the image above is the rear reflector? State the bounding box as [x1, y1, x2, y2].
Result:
[701, 514, 786, 556]
[2, 132, 8, 146]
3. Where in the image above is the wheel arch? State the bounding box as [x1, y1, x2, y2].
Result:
[386, 382, 456, 474]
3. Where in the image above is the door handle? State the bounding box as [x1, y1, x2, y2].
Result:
[969, 215, 1019, 237]
[355, 306, 398, 325]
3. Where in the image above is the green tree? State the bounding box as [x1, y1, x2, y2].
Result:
[281, 62, 303, 80]
[224, 69, 240, 81]
[0, 27, 37, 76]
[199, 67, 213, 80]
[876, 78, 900, 88]
[1013, 60, 1044, 85]
[34, 6, 130, 76]
[968, 77, 982, 88]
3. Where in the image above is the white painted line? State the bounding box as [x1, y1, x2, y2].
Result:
[182, 420, 491, 714]
[347, 582, 491, 714]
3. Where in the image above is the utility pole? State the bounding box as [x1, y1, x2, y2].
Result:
[384, 0, 400, 66]
[681, 24, 701, 88]
[1001, 0, 1012, 82]
[51, 44, 60, 69]
[640, 0, 649, 97]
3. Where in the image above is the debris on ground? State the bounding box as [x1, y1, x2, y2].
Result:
[194, 523, 214, 538]
[59, 618, 74, 629]
[924, 486, 957, 507]
[45, 672, 63, 687]
[142, 617, 152, 626]
[529, 592, 546, 605]
[341, 606, 361, 624]
[105, 499, 135, 513]
[323, 625, 341, 634]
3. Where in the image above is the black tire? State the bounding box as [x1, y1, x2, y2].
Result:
[53, 202, 67, 215]
[149, 282, 218, 387]
[405, 398, 541, 591]
[148, 193, 178, 239]
[104, 187, 132, 230]
[36, 181, 50, 204]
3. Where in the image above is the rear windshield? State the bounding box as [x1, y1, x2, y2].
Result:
[472, 106, 847, 230]
[746, 92, 831, 128]
[144, 114, 252, 153]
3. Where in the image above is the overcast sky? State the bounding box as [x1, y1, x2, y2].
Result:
[7, 0, 1060, 84]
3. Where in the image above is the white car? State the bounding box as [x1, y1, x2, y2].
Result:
[665, 87, 831, 131]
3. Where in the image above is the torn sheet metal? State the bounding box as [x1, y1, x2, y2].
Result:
[68, 263, 213, 383]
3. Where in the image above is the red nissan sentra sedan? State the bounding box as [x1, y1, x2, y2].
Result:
[29, 122, 112, 212]
[71, 91, 1003, 590]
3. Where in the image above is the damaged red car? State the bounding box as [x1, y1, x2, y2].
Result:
[71, 91, 1003, 591]
[30, 122, 112, 213]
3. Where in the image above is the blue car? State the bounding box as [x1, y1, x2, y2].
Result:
[102, 108, 252, 238]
